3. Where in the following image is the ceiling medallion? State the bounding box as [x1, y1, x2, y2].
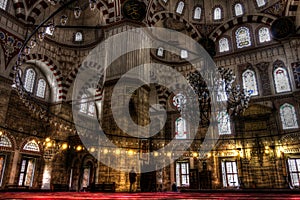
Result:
[122, 0, 146, 21]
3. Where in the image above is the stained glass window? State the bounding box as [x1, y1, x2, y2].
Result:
[157, 47, 164, 57]
[194, 7, 201, 19]
[222, 161, 239, 187]
[256, 0, 266, 7]
[75, 32, 83, 42]
[235, 27, 251, 49]
[288, 158, 300, 187]
[219, 37, 230, 52]
[175, 117, 187, 139]
[217, 80, 228, 101]
[242, 69, 258, 96]
[180, 50, 188, 59]
[234, 3, 243, 16]
[23, 140, 40, 152]
[24, 68, 36, 93]
[176, 1, 184, 14]
[0, 0, 8, 10]
[176, 162, 189, 187]
[214, 7, 222, 20]
[217, 111, 231, 135]
[280, 103, 298, 130]
[258, 27, 271, 43]
[80, 94, 88, 114]
[0, 135, 12, 148]
[274, 66, 291, 93]
[36, 79, 46, 98]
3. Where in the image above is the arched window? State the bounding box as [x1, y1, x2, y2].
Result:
[36, 79, 46, 98]
[242, 69, 258, 96]
[217, 111, 231, 135]
[176, 1, 185, 14]
[0, 135, 12, 148]
[75, 32, 83, 42]
[194, 7, 201, 19]
[162, 0, 168, 3]
[274, 63, 291, 93]
[219, 37, 230, 52]
[180, 50, 188, 59]
[235, 27, 251, 48]
[157, 47, 164, 57]
[280, 103, 298, 129]
[234, 3, 244, 16]
[258, 27, 271, 43]
[0, 0, 8, 10]
[24, 68, 36, 93]
[214, 7, 222, 20]
[80, 94, 88, 114]
[88, 102, 95, 116]
[175, 117, 187, 139]
[256, 0, 266, 7]
[217, 79, 228, 101]
[23, 140, 40, 152]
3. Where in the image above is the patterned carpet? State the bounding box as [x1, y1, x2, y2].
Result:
[1, 192, 300, 200]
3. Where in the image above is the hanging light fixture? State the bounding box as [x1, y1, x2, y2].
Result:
[74, 6, 82, 19]
[29, 38, 37, 49]
[60, 15, 68, 26]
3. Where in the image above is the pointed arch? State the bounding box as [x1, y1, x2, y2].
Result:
[242, 69, 258, 96]
[273, 60, 291, 93]
[280, 103, 299, 130]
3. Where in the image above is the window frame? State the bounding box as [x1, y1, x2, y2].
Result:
[74, 31, 84, 43]
[175, 161, 190, 187]
[233, 3, 244, 17]
[193, 6, 202, 20]
[255, 0, 267, 8]
[36, 78, 47, 99]
[242, 69, 259, 96]
[213, 6, 223, 21]
[175, 1, 185, 15]
[279, 103, 299, 130]
[273, 61, 292, 94]
[218, 36, 231, 54]
[234, 26, 253, 49]
[257, 26, 271, 44]
[18, 157, 36, 187]
[221, 160, 239, 188]
[24, 68, 37, 94]
[287, 158, 300, 187]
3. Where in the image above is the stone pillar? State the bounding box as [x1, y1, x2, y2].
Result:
[9, 150, 20, 184]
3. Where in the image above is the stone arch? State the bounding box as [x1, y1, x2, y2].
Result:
[147, 11, 202, 41]
[21, 54, 64, 102]
[0, 131, 16, 151]
[209, 14, 276, 41]
[65, 61, 104, 101]
[20, 137, 43, 155]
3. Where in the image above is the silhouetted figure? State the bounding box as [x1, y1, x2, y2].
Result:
[129, 167, 137, 192]
[172, 182, 178, 192]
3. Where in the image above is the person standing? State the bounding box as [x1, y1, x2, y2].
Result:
[129, 167, 137, 192]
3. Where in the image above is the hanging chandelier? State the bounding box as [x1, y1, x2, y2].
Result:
[187, 67, 251, 119]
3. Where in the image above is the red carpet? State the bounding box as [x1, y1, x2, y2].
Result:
[1, 192, 300, 200]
